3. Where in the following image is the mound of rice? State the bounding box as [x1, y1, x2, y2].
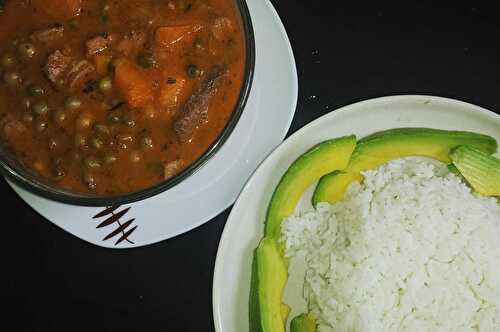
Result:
[282, 157, 500, 332]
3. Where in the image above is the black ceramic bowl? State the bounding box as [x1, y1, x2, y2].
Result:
[0, 0, 255, 206]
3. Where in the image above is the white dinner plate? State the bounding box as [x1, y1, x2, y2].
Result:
[5, 0, 298, 248]
[212, 95, 500, 331]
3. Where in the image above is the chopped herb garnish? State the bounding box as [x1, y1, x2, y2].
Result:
[83, 80, 98, 94]
[100, 14, 110, 24]
[68, 18, 79, 30]
[108, 101, 126, 112]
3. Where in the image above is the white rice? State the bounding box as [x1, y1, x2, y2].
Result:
[282, 157, 500, 332]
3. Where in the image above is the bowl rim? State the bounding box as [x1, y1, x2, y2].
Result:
[0, 0, 256, 206]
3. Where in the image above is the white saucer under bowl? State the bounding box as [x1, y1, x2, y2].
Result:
[5, 0, 298, 248]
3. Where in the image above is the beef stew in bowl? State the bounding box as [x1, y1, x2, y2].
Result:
[0, 0, 254, 205]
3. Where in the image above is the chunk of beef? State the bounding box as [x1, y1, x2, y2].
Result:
[44, 50, 96, 91]
[44, 50, 72, 83]
[163, 160, 184, 180]
[66, 60, 97, 91]
[116, 30, 147, 57]
[30, 25, 64, 45]
[85, 33, 118, 56]
[173, 66, 227, 143]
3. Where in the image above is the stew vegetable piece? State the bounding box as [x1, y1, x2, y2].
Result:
[0, 0, 245, 194]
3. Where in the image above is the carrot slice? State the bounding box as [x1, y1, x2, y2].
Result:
[114, 60, 154, 108]
[154, 24, 204, 50]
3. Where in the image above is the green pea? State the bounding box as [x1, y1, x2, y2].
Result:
[98, 76, 113, 94]
[193, 38, 206, 54]
[32, 101, 49, 116]
[26, 84, 45, 97]
[129, 150, 142, 163]
[53, 109, 67, 125]
[94, 123, 110, 135]
[65, 96, 82, 110]
[140, 135, 154, 150]
[76, 112, 93, 129]
[18, 42, 36, 60]
[1, 53, 16, 68]
[84, 156, 102, 169]
[107, 110, 122, 123]
[123, 117, 136, 128]
[186, 64, 202, 78]
[4, 71, 21, 87]
[116, 133, 134, 149]
[90, 136, 105, 150]
[35, 120, 48, 132]
[104, 152, 117, 164]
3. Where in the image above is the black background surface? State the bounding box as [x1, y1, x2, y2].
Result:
[2, 2, 500, 331]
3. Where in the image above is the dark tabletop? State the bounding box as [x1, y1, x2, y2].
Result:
[2, 2, 500, 331]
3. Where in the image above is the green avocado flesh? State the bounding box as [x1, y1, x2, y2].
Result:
[312, 128, 498, 205]
[290, 313, 317, 332]
[264, 135, 357, 240]
[450, 145, 500, 196]
[249, 238, 289, 332]
[250, 135, 357, 332]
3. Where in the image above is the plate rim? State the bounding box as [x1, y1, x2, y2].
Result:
[212, 94, 500, 331]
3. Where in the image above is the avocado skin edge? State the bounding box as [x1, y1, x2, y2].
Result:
[249, 238, 288, 332]
[249, 136, 357, 332]
[312, 128, 498, 206]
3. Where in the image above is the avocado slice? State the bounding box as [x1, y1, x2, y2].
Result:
[290, 313, 317, 332]
[450, 145, 500, 196]
[249, 237, 289, 332]
[250, 135, 357, 332]
[265, 135, 357, 240]
[447, 163, 461, 176]
[312, 128, 498, 205]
